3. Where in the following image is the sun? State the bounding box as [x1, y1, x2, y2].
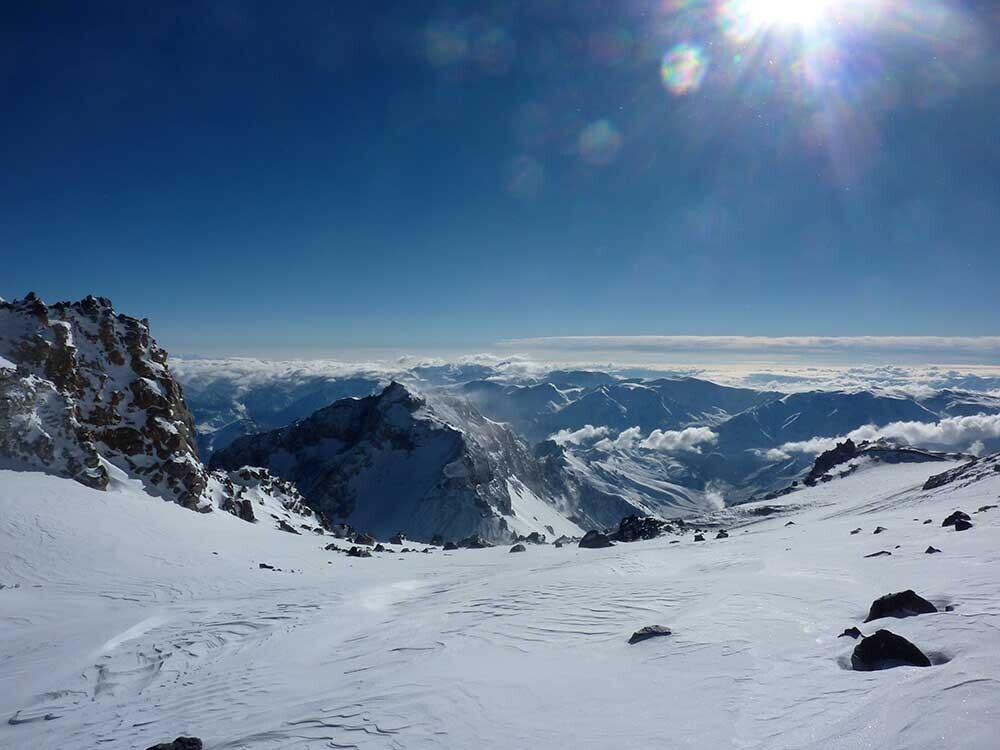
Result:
[744, 0, 833, 27]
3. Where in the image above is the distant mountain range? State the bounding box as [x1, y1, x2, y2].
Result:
[4, 294, 1000, 544]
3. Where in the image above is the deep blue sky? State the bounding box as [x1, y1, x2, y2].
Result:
[3, 1, 999, 357]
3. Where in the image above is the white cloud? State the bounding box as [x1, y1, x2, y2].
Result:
[548, 424, 610, 446]
[594, 426, 718, 453]
[775, 412, 1000, 455]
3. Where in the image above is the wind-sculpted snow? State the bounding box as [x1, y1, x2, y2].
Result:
[2, 459, 999, 748]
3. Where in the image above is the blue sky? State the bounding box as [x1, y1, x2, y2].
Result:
[3, 1, 999, 358]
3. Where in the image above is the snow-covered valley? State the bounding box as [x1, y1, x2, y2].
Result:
[3, 459, 999, 749]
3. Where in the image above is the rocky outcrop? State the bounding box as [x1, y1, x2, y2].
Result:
[628, 625, 672, 644]
[579, 530, 614, 549]
[0, 295, 206, 506]
[0, 295, 321, 529]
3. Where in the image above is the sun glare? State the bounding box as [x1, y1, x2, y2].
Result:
[746, 0, 833, 27]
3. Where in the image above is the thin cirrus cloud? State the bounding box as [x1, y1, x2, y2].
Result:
[497, 336, 1000, 363]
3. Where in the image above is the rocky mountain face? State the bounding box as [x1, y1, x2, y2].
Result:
[0, 294, 207, 505]
[0, 294, 324, 531]
[211, 382, 584, 543]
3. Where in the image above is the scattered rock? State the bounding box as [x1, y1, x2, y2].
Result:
[873, 526, 888, 535]
[953, 519, 973, 531]
[145, 738, 203, 750]
[864, 590, 937, 622]
[443, 541, 458, 551]
[258, 562, 274, 570]
[277, 519, 300, 535]
[925, 546, 941, 554]
[509, 543, 526, 553]
[864, 551, 892, 558]
[785, 521, 796, 527]
[922, 519, 933, 524]
[850, 528, 862, 535]
[373, 544, 386, 553]
[554, 541, 563, 548]
[715, 530, 729, 539]
[353, 532, 377, 547]
[942, 511, 971, 528]
[459, 535, 494, 549]
[522, 531, 546, 545]
[693, 533, 705, 542]
[579, 530, 614, 549]
[851, 629, 931, 671]
[977, 504, 997, 513]
[627, 625, 672, 644]
[389, 532, 406, 545]
[347, 546, 371, 558]
[839, 627, 862, 639]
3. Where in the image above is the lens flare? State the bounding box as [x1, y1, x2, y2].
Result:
[578, 120, 622, 166]
[660, 43, 708, 96]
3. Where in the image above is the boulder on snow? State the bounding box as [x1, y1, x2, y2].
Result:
[611, 515, 668, 543]
[146, 738, 202, 750]
[516, 531, 547, 545]
[459, 535, 494, 549]
[838, 627, 862, 639]
[347, 546, 371, 558]
[864, 590, 937, 622]
[925, 546, 942, 554]
[693, 533, 705, 542]
[942, 511, 970, 528]
[353, 532, 377, 547]
[953, 519, 974, 531]
[715, 530, 729, 539]
[851, 630, 931, 671]
[509, 543, 526, 553]
[628, 625, 672, 644]
[579, 530, 614, 549]
[389, 532, 406, 545]
[373, 543, 386, 553]
[863, 551, 892, 558]
[873, 526, 888, 535]
[850, 528, 862, 535]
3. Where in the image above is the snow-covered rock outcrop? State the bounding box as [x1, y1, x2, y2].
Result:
[0, 294, 324, 530]
[211, 382, 582, 543]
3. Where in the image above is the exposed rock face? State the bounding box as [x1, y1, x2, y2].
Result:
[0, 295, 322, 529]
[864, 590, 937, 622]
[211, 382, 580, 543]
[924, 453, 1000, 491]
[0, 295, 205, 506]
[851, 630, 931, 671]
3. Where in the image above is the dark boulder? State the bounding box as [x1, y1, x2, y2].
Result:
[785, 521, 796, 527]
[953, 519, 973, 531]
[579, 530, 614, 549]
[942, 511, 970, 528]
[864, 590, 937, 622]
[459, 535, 493, 549]
[851, 630, 931, 671]
[922, 519, 933, 524]
[863, 551, 892, 558]
[443, 541, 458, 551]
[524, 531, 546, 545]
[850, 528, 862, 535]
[873, 526, 888, 535]
[839, 627, 862, 639]
[628, 625, 672, 644]
[389, 532, 406, 545]
[977, 504, 997, 513]
[347, 546, 371, 558]
[509, 544, 526, 553]
[146, 738, 203, 750]
[715, 530, 729, 539]
[258, 562, 274, 570]
[353, 532, 377, 546]
[693, 533, 705, 542]
[611, 515, 668, 543]
[925, 546, 941, 554]
[373, 544, 386, 553]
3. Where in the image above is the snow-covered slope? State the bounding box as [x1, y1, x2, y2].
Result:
[2, 456, 999, 748]
[211, 382, 583, 543]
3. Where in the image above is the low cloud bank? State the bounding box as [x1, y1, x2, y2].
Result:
[770, 412, 1000, 458]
